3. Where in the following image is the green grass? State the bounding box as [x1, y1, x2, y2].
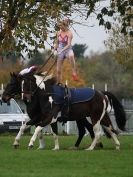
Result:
[0, 135, 133, 177]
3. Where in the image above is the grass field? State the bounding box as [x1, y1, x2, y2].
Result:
[0, 135, 133, 177]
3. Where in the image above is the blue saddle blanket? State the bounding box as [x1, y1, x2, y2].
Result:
[53, 85, 95, 104]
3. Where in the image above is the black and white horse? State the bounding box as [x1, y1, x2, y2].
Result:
[2, 68, 126, 150]
[2, 69, 96, 150]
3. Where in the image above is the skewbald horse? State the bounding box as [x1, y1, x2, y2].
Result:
[2, 70, 95, 150]
[2, 67, 126, 150]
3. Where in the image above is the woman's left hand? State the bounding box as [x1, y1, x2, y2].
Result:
[57, 49, 63, 55]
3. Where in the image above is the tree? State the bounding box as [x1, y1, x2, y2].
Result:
[105, 15, 133, 69]
[79, 51, 133, 98]
[27, 50, 44, 66]
[0, 59, 23, 84]
[0, 0, 132, 58]
[73, 44, 88, 58]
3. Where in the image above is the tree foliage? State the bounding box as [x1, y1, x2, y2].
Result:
[105, 15, 133, 70]
[79, 51, 133, 98]
[27, 50, 45, 66]
[73, 44, 88, 58]
[0, 58, 23, 84]
[0, 0, 132, 58]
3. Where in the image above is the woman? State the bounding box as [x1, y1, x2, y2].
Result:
[53, 18, 79, 83]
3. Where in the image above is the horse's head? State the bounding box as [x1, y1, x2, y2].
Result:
[2, 72, 21, 102]
[2, 66, 39, 103]
[22, 73, 37, 102]
[22, 71, 57, 111]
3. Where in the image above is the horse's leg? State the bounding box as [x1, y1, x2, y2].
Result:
[86, 98, 106, 150]
[51, 122, 59, 150]
[28, 126, 43, 149]
[13, 123, 30, 148]
[74, 119, 86, 148]
[84, 118, 95, 140]
[86, 120, 102, 150]
[103, 126, 120, 150]
[101, 113, 120, 150]
[84, 118, 103, 148]
[28, 106, 60, 149]
[37, 130, 45, 150]
[75, 118, 103, 149]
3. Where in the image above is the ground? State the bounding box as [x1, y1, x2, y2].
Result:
[0, 135, 133, 177]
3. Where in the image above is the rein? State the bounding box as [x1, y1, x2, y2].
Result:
[21, 58, 57, 98]
[20, 50, 57, 99]
[32, 58, 57, 96]
[36, 52, 54, 73]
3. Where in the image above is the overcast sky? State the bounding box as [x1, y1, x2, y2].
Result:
[72, 21, 109, 55]
[71, 0, 110, 55]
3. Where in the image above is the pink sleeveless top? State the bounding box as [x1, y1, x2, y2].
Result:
[58, 33, 68, 48]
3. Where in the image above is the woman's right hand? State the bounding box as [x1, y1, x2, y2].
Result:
[52, 49, 58, 56]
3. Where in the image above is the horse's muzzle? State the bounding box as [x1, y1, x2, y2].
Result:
[23, 93, 32, 102]
[2, 95, 11, 102]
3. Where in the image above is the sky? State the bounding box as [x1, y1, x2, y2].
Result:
[72, 21, 109, 55]
[71, 0, 110, 56]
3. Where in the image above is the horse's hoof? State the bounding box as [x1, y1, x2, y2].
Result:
[37, 147, 45, 150]
[13, 144, 19, 149]
[85, 146, 94, 151]
[52, 147, 59, 150]
[116, 146, 120, 150]
[85, 148, 93, 151]
[28, 145, 34, 150]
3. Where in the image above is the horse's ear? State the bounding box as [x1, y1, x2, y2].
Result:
[44, 74, 53, 81]
[10, 72, 13, 77]
[12, 72, 18, 77]
[41, 71, 47, 76]
[17, 73, 23, 79]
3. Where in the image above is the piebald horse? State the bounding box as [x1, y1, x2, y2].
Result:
[2, 68, 96, 149]
[3, 67, 126, 150]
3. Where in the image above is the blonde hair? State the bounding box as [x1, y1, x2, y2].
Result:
[57, 21, 68, 29]
[63, 17, 70, 27]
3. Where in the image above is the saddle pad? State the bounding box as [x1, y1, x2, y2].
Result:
[53, 85, 95, 104]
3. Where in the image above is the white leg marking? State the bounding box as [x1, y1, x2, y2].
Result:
[104, 126, 120, 150]
[28, 126, 43, 147]
[86, 121, 102, 150]
[37, 130, 45, 150]
[86, 99, 106, 150]
[52, 132, 59, 150]
[13, 124, 30, 146]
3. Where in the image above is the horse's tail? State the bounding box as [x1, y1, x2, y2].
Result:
[103, 91, 126, 131]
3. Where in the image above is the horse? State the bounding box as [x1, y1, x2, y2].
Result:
[3, 68, 125, 150]
[2, 71, 96, 150]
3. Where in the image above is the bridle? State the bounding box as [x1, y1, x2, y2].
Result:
[20, 75, 53, 103]
[21, 77, 37, 102]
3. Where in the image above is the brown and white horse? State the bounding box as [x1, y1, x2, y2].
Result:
[2, 71, 95, 150]
[2, 68, 126, 150]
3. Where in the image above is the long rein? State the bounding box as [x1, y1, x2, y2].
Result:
[21, 58, 57, 98]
